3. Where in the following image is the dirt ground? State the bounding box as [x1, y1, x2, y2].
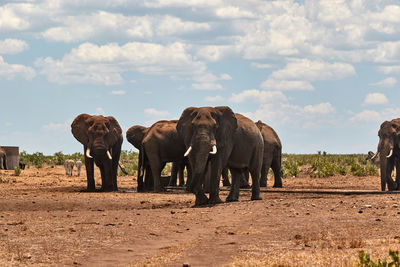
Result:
[1, 166, 400, 266]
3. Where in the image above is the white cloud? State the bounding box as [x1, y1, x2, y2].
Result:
[230, 89, 287, 103]
[220, 73, 232, 80]
[270, 59, 356, 81]
[363, 93, 388, 105]
[0, 4, 31, 31]
[205, 95, 224, 102]
[0, 39, 29, 54]
[96, 107, 105, 115]
[0, 56, 35, 80]
[196, 45, 236, 62]
[42, 119, 73, 132]
[251, 62, 273, 69]
[111, 90, 126, 95]
[379, 65, 400, 75]
[370, 77, 397, 88]
[303, 103, 334, 114]
[350, 108, 400, 123]
[215, 6, 255, 19]
[156, 15, 210, 36]
[35, 42, 207, 85]
[261, 79, 314, 91]
[143, 0, 222, 8]
[144, 108, 170, 118]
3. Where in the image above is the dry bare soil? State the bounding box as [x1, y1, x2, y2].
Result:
[1, 166, 400, 266]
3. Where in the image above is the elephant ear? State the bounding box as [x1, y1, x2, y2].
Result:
[105, 116, 122, 146]
[177, 107, 197, 146]
[215, 106, 238, 148]
[71, 113, 92, 145]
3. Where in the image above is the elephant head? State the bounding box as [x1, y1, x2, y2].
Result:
[375, 119, 400, 191]
[71, 114, 122, 160]
[126, 125, 148, 150]
[177, 106, 237, 200]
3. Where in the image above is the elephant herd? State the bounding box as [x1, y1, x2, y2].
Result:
[69, 107, 400, 206]
[70, 106, 283, 205]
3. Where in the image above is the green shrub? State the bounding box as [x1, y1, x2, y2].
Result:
[283, 160, 299, 178]
[351, 162, 367, 177]
[14, 166, 21, 176]
[356, 250, 400, 267]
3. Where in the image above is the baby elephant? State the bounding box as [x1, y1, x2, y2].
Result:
[76, 160, 82, 176]
[64, 159, 75, 176]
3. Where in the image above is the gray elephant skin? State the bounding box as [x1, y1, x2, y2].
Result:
[177, 106, 264, 206]
[373, 119, 400, 191]
[0, 147, 7, 170]
[138, 120, 188, 192]
[71, 114, 123, 192]
[126, 124, 190, 192]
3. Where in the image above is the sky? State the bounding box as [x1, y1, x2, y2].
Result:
[1, 0, 400, 155]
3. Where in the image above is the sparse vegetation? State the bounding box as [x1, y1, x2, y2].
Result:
[356, 250, 400, 267]
[14, 166, 21, 176]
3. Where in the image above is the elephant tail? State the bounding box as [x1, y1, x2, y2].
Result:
[118, 162, 129, 175]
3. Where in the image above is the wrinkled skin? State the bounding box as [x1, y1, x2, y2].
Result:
[177, 107, 263, 206]
[375, 119, 400, 191]
[126, 124, 190, 192]
[71, 114, 123, 192]
[139, 120, 188, 192]
[0, 147, 7, 170]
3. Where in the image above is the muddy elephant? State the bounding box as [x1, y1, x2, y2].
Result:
[177, 106, 263, 205]
[373, 119, 400, 191]
[0, 147, 7, 170]
[71, 114, 123, 192]
[139, 120, 189, 192]
[126, 124, 190, 191]
[64, 159, 74, 176]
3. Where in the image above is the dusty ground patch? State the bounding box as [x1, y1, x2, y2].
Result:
[0, 166, 400, 266]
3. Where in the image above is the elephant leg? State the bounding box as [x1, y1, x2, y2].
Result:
[209, 159, 223, 204]
[259, 164, 268, 187]
[226, 168, 241, 202]
[240, 169, 251, 188]
[144, 166, 153, 191]
[111, 145, 121, 191]
[221, 167, 231, 186]
[395, 159, 400, 190]
[148, 158, 163, 192]
[386, 159, 397, 191]
[185, 164, 193, 192]
[250, 165, 262, 201]
[178, 162, 185, 187]
[169, 162, 178, 186]
[84, 151, 95, 192]
[271, 153, 283, 188]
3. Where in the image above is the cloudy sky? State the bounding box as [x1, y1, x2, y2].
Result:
[1, 0, 400, 155]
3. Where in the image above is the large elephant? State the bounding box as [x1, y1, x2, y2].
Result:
[177, 106, 264, 205]
[0, 147, 7, 170]
[372, 119, 400, 191]
[126, 124, 189, 191]
[139, 120, 189, 192]
[71, 114, 123, 192]
[255, 120, 282, 188]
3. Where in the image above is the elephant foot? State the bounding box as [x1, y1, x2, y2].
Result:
[168, 182, 177, 187]
[209, 195, 223, 205]
[273, 183, 282, 188]
[240, 184, 251, 189]
[153, 186, 166, 193]
[259, 182, 267, 187]
[222, 181, 231, 187]
[194, 193, 209, 206]
[226, 192, 239, 202]
[251, 193, 262, 201]
[81, 188, 96, 193]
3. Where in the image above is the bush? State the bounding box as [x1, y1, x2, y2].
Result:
[356, 250, 400, 267]
[351, 162, 367, 177]
[283, 160, 299, 178]
[14, 166, 21, 176]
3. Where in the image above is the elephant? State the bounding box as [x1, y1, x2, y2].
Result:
[71, 114, 123, 192]
[64, 159, 75, 176]
[126, 124, 190, 191]
[366, 151, 380, 167]
[0, 147, 7, 170]
[139, 120, 189, 192]
[372, 119, 400, 191]
[76, 160, 82, 176]
[177, 106, 264, 205]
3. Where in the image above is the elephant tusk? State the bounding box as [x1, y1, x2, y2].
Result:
[184, 146, 192, 157]
[86, 148, 93, 159]
[210, 145, 217, 155]
[371, 152, 379, 160]
[387, 149, 393, 158]
[106, 150, 112, 160]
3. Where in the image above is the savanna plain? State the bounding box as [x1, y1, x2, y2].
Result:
[1, 153, 400, 266]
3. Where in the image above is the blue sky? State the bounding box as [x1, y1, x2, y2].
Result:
[1, 0, 400, 155]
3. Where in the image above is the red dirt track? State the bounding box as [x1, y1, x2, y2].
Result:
[1, 166, 400, 266]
